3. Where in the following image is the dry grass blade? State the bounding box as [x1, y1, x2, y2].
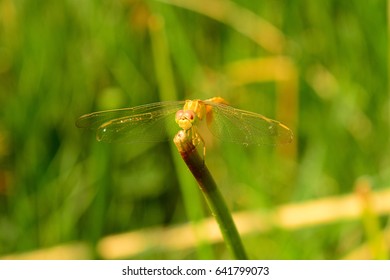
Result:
[2, 187, 390, 259]
[156, 0, 286, 53]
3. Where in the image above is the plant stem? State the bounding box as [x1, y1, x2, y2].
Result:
[174, 130, 248, 260]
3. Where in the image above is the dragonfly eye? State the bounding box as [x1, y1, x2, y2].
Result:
[175, 110, 185, 120]
[184, 110, 195, 121]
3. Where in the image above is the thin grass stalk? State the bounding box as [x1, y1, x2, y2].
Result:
[148, 14, 215, 258]
[174, 130, 248, 260]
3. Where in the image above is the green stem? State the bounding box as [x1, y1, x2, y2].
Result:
[174, 130, 248, 260]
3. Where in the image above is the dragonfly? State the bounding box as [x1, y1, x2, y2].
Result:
[76, 97, 293, 149]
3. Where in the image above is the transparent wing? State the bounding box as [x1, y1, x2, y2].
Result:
[203, 101, 293, 145]
[76, 101, 184, 143]
[76, 101, 184, 129]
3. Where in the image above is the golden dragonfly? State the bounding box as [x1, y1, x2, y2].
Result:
[76, 97, 293, 148]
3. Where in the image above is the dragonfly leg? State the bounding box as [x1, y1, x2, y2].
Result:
[192, 130, 206, 164]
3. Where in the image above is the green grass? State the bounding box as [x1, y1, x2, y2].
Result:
[0, 0, 389, 259]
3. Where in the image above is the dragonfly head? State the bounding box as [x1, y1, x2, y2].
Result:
[175, 109, 197, 130]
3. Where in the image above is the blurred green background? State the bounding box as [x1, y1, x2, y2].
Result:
[0, 0, 389, 259]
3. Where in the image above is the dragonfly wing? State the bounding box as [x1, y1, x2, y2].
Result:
[76, 101, 184, 130]
[96, 108, 181, 143]
[204, 102, 293, 145]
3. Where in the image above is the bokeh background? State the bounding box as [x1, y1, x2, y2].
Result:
[0, 0, 389, 259]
